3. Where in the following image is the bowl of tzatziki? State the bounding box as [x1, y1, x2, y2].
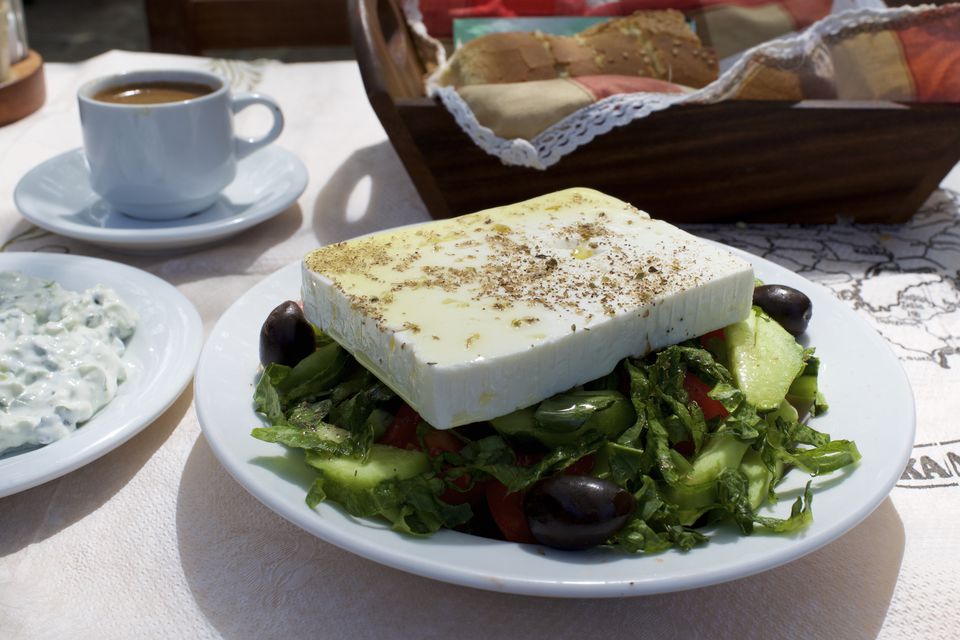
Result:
[0, 271, 138, 455]
[0, 253, 203, 497]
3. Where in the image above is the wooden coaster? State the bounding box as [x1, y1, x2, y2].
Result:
[0, 50, 46, 126]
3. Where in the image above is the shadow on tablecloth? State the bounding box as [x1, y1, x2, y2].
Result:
[311, 141, 431, 245]
[0, 387, 192, 557]
[114, 204, 304, 285]
[1, 202, 304, 291]
[176, 433, 904, 640]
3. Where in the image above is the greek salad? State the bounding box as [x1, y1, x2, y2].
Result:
[251, 283, 860, 553]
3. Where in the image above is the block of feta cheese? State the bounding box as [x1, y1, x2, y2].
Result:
[302, 188, 754, 429]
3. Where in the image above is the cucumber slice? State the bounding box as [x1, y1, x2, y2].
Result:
[664, 482, 715, 526]
[740, 448, 779, 511]
[768, 399, 799, 425]
[684, 433, 751, 486]
[305, 444, 429, 490]
[725, 307, 805, 412]
[491, 390, 635, 447]
[663, 433, 751, 525]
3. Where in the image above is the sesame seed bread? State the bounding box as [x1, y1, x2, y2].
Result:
[439, 10, 718, 90]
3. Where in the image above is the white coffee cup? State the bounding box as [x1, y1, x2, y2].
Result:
[77, 69, 284, 220]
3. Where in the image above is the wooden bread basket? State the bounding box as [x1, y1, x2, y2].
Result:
[350, 0, 960, 223]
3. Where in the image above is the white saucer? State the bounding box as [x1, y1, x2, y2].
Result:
[13, 146, 308, 253]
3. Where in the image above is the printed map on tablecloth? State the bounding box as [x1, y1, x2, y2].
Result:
[691, 190, 959, 369]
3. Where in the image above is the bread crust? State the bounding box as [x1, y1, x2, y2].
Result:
[441, 11, 718, 89]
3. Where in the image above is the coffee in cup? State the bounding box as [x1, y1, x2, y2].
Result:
[77, 69, 285, 220]
[92, 81, 215, 105]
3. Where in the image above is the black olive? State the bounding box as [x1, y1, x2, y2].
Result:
[524, 475, 636, 550]
[753, 284, 813, 336]
[259, 300, 316, 367]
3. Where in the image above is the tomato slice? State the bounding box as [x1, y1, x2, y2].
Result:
[441, 472, 487, 505]
[421, 430, 482, 504]
[672, 439, 695, 457]
[423, 430, 462, 456]
[698, 327, 727, 361]
[682, 372, 729, 421]
[377, 403, 422, 450]
[698, 328, 726, 346]
[563, 453, 596, 476]
[485, 481, 535, 543]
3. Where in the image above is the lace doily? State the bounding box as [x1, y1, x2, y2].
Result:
[403, 0, 448, 67]
[405, 1, 954, 170]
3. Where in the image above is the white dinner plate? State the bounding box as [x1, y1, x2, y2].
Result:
[12, 145, 307, 253]
[195, 247, 915, 598]
[0, 252, 203, 497]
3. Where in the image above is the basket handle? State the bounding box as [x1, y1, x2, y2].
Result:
[350, 0, 427, 101]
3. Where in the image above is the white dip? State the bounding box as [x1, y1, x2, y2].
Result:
[0, 271, 137, 454]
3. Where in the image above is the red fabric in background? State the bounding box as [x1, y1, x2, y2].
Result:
[897, 13, 960, 102]
[586, 0, 774, 10]
[419, 0, 560, 35]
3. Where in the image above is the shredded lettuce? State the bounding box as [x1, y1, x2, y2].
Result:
[252, 333, 860, 553]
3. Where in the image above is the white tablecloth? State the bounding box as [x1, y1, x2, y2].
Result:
[1, 50, 958, 639]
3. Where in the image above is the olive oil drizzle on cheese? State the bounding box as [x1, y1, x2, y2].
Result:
[305, 198, 700, 349]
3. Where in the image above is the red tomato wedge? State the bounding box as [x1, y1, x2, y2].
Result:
[682, 372, 729, 421]
[423, 430, 462, 456]
[377, 403, 421, 450]
[698, 328, 726, 346]
[485, 481, 535, 543]
[563, 454, 596, 476]
[422, 430, 487, 505]
[440, 472, 487, 505]
[698, 327, 727, 361]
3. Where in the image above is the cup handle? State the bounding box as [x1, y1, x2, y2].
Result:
[230, 93, 285, 159]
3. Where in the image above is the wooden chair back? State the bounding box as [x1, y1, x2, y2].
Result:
[146, 0, 350, 54]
